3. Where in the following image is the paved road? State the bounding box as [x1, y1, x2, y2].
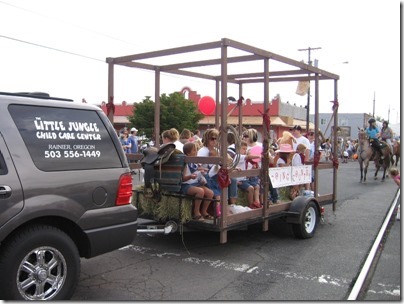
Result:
[364, 190, 400, 301]
[72, 160, 400, 301]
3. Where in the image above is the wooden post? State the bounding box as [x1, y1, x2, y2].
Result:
[107, 59, 114, 124]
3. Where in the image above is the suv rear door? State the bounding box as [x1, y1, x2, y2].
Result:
[0, 133, 24, 229]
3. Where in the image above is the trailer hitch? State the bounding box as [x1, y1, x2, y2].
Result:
[137, 220, 178, 235]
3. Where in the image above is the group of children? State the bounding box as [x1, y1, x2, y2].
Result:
[178, 127, 263, 221]
[174, 126, 312, 221]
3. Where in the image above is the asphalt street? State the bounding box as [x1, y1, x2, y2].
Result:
[364, 189, 400, 301]
[131, 158, 402, 301]
[71, 159, 401, 301]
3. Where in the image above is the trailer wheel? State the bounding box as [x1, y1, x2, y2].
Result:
[292, 201, 319, 239]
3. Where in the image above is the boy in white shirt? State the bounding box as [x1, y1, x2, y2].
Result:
[291, 125, 310, 161]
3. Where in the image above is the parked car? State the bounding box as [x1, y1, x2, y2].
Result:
[0, 92, 138, 300]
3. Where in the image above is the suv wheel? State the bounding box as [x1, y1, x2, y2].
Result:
[0, 225, 80, 300]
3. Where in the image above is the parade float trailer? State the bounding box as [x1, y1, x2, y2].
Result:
[106, 38, 340, 244]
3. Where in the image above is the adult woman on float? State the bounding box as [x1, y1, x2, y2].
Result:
[197, 128, 238, 213]
[161, 128, 184, 152]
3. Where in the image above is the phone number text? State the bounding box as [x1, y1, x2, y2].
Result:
[44, 150, 101, 158]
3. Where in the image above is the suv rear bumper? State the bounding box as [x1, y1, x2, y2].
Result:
[80, 204, 138, 258]
[85, 220, 137, 258]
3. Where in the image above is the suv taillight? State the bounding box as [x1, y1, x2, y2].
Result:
[116, 173, 133, 206]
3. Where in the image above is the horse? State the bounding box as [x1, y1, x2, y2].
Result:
[357, 128, 391, 182]
[391, 140, 400, 166]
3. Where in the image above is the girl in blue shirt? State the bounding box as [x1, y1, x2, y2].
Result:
[366, 118, 383, 159]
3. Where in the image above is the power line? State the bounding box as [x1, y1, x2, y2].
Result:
[0, 34, 104, 62]
[0, 1, 226, 96]
[0, 0, 142, 48]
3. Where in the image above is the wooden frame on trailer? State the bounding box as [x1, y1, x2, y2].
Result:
[108, 38, 340, 244]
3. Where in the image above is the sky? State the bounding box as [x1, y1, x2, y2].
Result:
[0, 0, 401, 124]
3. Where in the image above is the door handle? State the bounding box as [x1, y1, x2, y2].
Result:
[0, 185, 12, 198]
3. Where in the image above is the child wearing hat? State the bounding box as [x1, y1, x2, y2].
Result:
[234, 140, 262, 209]
[275, 144, 302, 167]
[275, 143, 304, 200]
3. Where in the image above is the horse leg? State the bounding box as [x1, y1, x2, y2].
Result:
[359, 161, 364, 182]
[363, 160, 369, 182]
[382, 156, 391, 182]
[374, 163, 380, 180]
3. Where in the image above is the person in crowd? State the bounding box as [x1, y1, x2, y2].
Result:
[119, 128, 131, 153]
[161, 128, 184, 152]
[336, 137, 344, 159]
[227, 132, 237, 159]
[181, 142, 213, 221]
[389, 167, 400, 187]
[322, 138, 331, 161]
[389, 166, 401, 221]
[276, 143, 303, 166]
[296, 143, 307, 165]
[366, 118, 383, 161]
[306, 132, 318, 190]
[243, 128, 262, 153]
[128, 127, 139, 154]
[267, 146, 280, 205]
[193, 129, 202, 141]
[275, 143, 295, 167]
[235, 141, 261, 209]
[290, 125, 310, 161]
[275, 143, 303, 200]
[380, 121, 394, 154]
[192, 129, 203, 149]
[197, 128, 237, 215]
[179, 128, 193, 145]
[342, 144, 349, 163]
[306, 131, 315, 161]
[242, 128, 264, 206]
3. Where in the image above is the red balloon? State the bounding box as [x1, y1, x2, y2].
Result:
[198, 96, 216, 115]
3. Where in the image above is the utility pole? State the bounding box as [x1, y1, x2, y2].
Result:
[298, 47, 321, 132]
[388, 104, 390, 122]
[372, 91, 375, 118]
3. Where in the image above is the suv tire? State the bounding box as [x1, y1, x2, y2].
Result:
[0, 225, 80, 300]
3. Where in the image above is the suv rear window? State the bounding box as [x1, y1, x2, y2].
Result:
[9, 105, 122, 171]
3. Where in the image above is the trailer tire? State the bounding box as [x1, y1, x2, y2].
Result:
[292, 201, 319, 239]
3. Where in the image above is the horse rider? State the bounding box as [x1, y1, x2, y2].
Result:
[380, 120, 394, 154]
[365, 118, 384, 161]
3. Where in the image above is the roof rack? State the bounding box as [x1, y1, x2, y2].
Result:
[0, 91, 73, 102]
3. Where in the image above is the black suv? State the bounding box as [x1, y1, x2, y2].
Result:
[0, 92, 137, 300]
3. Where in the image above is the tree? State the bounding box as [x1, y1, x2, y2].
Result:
[127, 96, 154, 139]
[128, 92, 204, 140]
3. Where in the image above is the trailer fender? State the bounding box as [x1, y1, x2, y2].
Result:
[285, 196, 321, 224]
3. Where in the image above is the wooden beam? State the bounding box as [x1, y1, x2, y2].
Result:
[111, 40, 222, 64]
